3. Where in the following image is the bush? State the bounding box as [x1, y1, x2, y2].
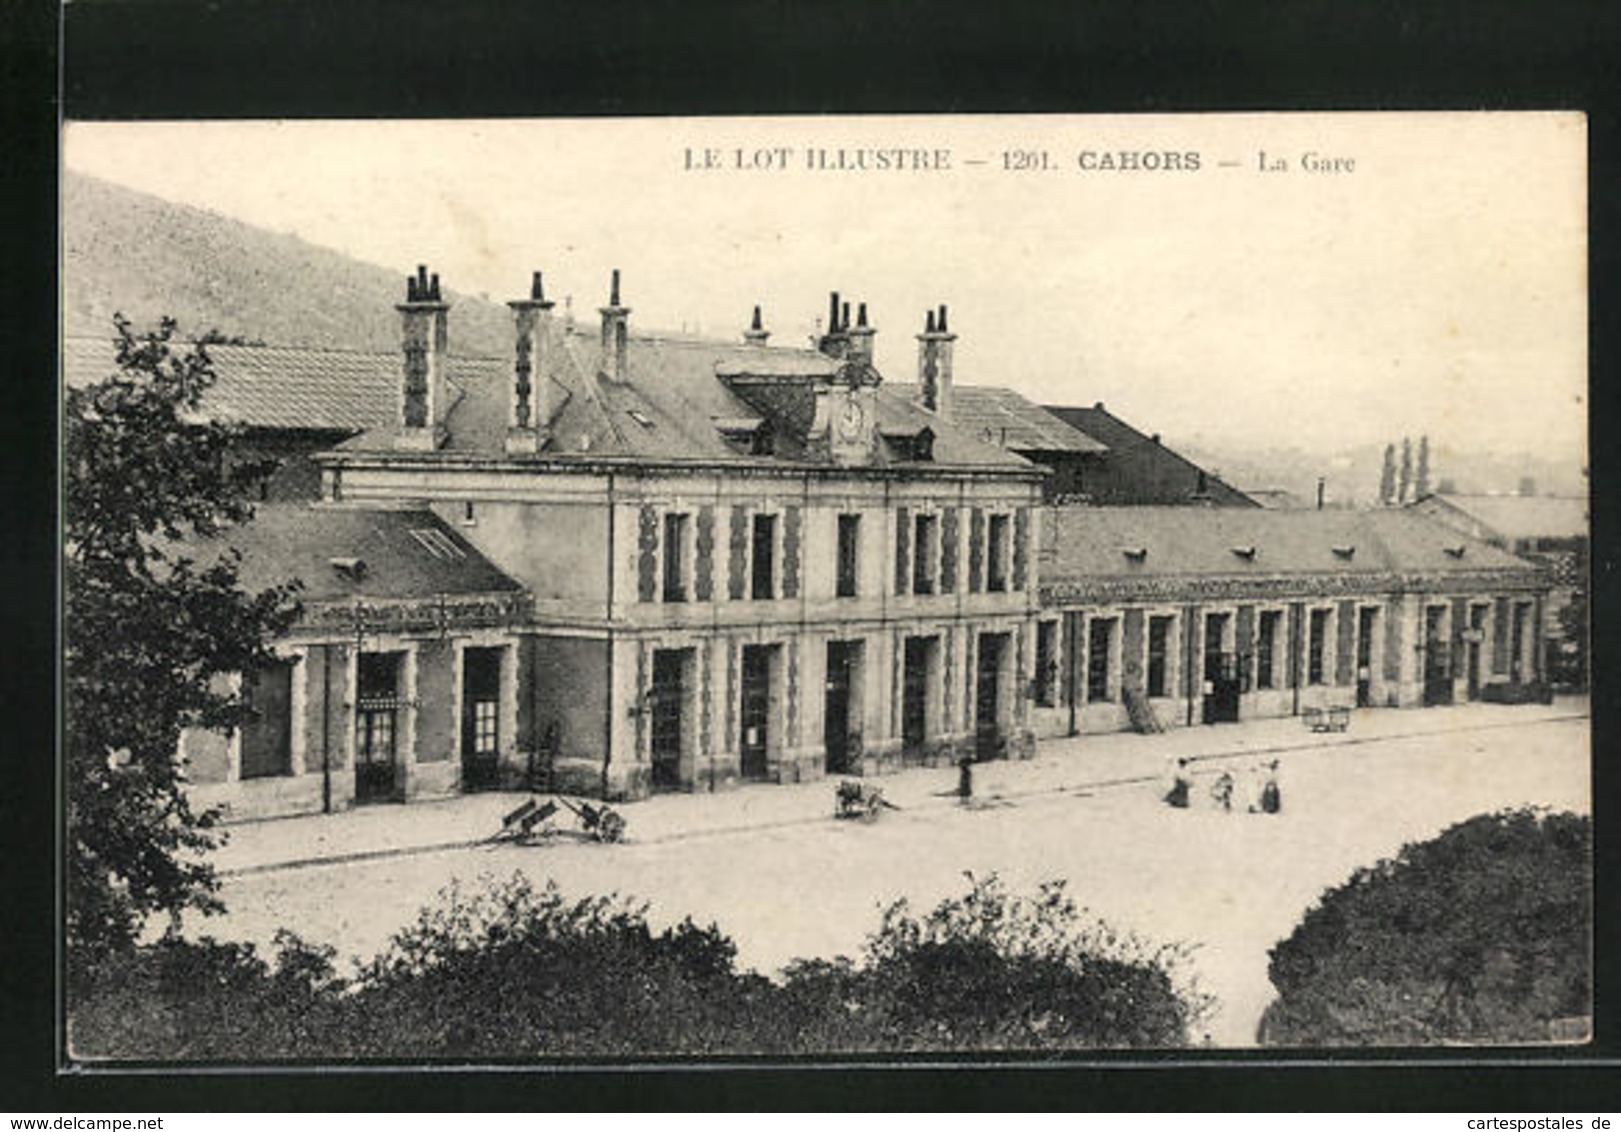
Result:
[1260, 808, 1591, 1046]
[67, 872, 1210, 1059]
[67, 931, 344, 1061]
[343, 874, 767, 1057]
[778, 873, 1210, 1050]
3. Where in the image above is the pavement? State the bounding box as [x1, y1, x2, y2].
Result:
[211, 696, 1589, 878]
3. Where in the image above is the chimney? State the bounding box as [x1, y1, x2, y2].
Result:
[743, 304, 770, 347]
[506, 270, 555, 455]
[846, 301, 876, 367]
[916, 302, 956, 419]
[817, 290, 849, 358]
[599, 269, 630, 382]
[395, 264, 450, 451]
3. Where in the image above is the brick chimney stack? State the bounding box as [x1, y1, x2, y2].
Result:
[917, 302, 956, 419]
[743, 304, 770, 347]
[846, 301, 876, 368]
[600, 269, 630, 383]
[506, 269, 555, 455]
[817, 290, 850, 358]
[395, 264, 450, 451]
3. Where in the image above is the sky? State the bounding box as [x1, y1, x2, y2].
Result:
[63, 114, 1587, 461]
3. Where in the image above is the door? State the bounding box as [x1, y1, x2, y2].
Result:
[824, 640, 858, 773]
[902, 637, 931, 756]
[1467, 606, 1487, 700]
[461, 647, 503, 791]
[240, 660, 293, 780]
[740, 645, 772, 781]
[975, 633, 1006, 760]
[1423, 605, 1453, 706]
[1356, 607, 1378, 707]
[355, 652, 399, 804]
[1202, 613, 1240, 724]
[650, 649, 686, 791]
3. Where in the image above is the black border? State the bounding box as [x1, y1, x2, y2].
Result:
[11, 0, 1620, 1112]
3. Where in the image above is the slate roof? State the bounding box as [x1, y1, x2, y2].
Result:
[181, 503, 524, 602]
[884, 384, 1109, 454]
[1041, 507, 1542, 585]
[1410, 493, 1589, 543]
[62, 335, 507, 435]
[338, 324, 1034, 470]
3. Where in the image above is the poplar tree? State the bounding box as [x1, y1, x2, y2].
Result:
[1398, 437, 1413, 504]
[1416, 435, 1432, 498]
[1379, 444, 1398, 506]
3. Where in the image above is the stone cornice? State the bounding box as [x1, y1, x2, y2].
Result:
[1040, 567, 1549, 605]
[315, 448, 1045, 484]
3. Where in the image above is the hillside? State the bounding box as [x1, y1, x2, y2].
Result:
[62, 171, 514, 356]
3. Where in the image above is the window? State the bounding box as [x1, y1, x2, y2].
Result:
[987, 514, 1010, 592]
[913, 513, 937, 595]
[1034, 620, 1058, 707]
[1308, 608, 1329, 685]
[1147, 615, 1173, 698]
[663, 512, 690, 603]
[1087, 617, 1115, 702]
[751, 513, 777, 600]
[472, 699, 498, 755]
[1257, 610, 1281, 689]
[836, 514, 860, 598]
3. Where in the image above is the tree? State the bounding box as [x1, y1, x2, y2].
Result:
[1260, 808, 1591, 1046]
[1379, 444, 1398, 506]
[1398, 437, 1413, 503]
[65, 316, 301, 962]
[1415, 435, 1431, 498]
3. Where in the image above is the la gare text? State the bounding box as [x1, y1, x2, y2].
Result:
[684, 147, 1356, 174]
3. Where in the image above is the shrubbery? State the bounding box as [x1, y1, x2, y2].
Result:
[68, 873, 1207, 1060]
[1260, 808, 1591, 1046]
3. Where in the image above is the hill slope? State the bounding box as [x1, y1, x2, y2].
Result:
[63, 171, 514, 356]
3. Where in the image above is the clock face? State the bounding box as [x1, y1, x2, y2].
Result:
[837, 398, 865, 442]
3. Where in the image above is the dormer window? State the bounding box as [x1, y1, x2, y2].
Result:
[913, 427, 935, 462]
[1122, 547, 1148, 562]
[330, 556, 368, 582]
[1444, 545, 1467, 559]
[1332, 545, 1355, 560]
[1230, 546, 1257, 561]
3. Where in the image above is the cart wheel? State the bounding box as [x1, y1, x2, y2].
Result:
[597, 811, 627, 843]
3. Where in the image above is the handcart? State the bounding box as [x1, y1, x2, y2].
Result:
[835, 779, 899, 821]
[556, 795, 628, 843]
[490, 797, 560, 844]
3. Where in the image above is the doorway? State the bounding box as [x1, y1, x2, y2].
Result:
[461, 646, 503, 791]
[1466, 605, 1487, 700]
[1423, 605, 1453, 706]
[240, 660, 294, 780]
[902, 636, 938, 758]
[355, 652, 401, 804]
[975, 632, 1009, 760]
[740, 644, 779, 782]
[1356, 606, 1379, 707]
[1202, 612, 1240, 724]
[650, 648, 691, 791]
[824, 640, 863, 774]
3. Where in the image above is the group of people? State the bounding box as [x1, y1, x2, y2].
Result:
[1163, 756, 1281, 814]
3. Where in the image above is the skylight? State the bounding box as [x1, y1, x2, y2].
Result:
[409, 528, 467, 561]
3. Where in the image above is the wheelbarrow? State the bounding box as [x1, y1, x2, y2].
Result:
[835, 779, 899, 821]
[556, 795, 628, 843]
